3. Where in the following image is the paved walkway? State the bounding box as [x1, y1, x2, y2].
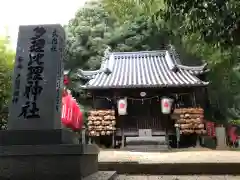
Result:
[99, 150, 240, 163]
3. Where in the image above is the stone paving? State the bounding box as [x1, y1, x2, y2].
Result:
[116, 175, 240, 180]
[99, 150, 240, 163]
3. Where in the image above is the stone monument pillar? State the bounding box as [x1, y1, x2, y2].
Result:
[5, 24, 79, 145]
[8, 25, 64, 130]
[0, 24, 102, 180]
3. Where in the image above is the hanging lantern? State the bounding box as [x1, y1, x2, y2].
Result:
[161, 97, 173, 114]
[117, 98, 127, 115]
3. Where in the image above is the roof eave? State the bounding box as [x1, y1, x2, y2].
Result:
[176, 63, 208, 71]
[83, 82, 209, 90]
[190, 69, 210, 75]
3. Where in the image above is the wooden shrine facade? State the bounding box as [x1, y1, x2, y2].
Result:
[77, 48, 209, 147]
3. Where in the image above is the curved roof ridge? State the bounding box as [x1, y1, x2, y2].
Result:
[77, 69, 101, 76]
[112, 50, 166, 54]
[165, 50, 177, 71]
[167, 44, 208, 72]
[111, 50, 166, 56]
[176, 63, 208, 71]
[76, 47, 112, 79]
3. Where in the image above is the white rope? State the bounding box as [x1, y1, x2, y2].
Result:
[95, 92, 191, 101]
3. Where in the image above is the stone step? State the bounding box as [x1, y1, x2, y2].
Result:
[99, 162, 240, 175]
[125, 136, 169, 152]
[126, 136, 167, 146]
[124, 145, 169, 152]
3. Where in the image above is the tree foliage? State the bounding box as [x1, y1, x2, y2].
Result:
[65, 0, 198, 70]
[66, 0, 240, 123]
[164, 0, 240, 47]
[0, 35, 14, 129]
[103, 0, 240, 47]
[101, 0, 240, 123]
[65, 0, 116, 71]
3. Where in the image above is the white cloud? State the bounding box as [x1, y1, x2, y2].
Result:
[0, 0, 87, 49]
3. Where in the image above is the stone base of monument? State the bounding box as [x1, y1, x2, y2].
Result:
[0, 129, 79, 145]
[0, 144, 100, 180]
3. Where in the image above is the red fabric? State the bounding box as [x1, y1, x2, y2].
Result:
[228, 126, 238, 143]
[61, 94, 69, 123]
[68, 96, 75, 128]
[71, 100, 83, 131]
[212, 123, 216, 137]
[71, 100, 78, 131]
[61, 94, 74, 129]
[63, 75, 70, 85]
[61, 94, 83, 130]
[206, 122, 216, 137]
[61, 91, 83, 131]
[74, 103, 83, 130]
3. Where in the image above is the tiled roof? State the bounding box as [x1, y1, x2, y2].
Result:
[83, 50, 208, 89]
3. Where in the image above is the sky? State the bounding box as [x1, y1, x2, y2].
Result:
[0, 0, 87, 49]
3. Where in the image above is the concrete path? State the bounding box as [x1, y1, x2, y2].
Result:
[99, 150, 240, 163]
[98, 150, 240, 174]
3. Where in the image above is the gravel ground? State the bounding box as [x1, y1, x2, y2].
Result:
[116, 175, 240, 180]
[99, 150, 240, 163]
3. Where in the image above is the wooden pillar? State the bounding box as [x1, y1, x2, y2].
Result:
[92, 94, 95, 109]
[165, 115, 170, 149]
[112, 133, 115, 148]
[121, 133, 125, 148]
[176, 126, 180, 148]
[192, 92, 197, 107]
[192, 91, 201, 147]
[82, 127, 86, 144]
[89, 94, 96, 144]
[121, 117, 125, 148]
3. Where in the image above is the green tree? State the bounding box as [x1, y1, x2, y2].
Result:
[65, 0, 169, 72]
[101, 0, 240, 123]
[103, 0, 240, 47]
[66, 0, 240, 123]
[65, 0, 116, 71]
[0, 35, 14, 129]
[164, 0, 240, 47]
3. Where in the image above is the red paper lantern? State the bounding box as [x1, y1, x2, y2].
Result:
[118, 98, 127, 115]
[120, 103, 125, 109]
[163, 102, 169, 108]
[161, 97, 173, 114]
